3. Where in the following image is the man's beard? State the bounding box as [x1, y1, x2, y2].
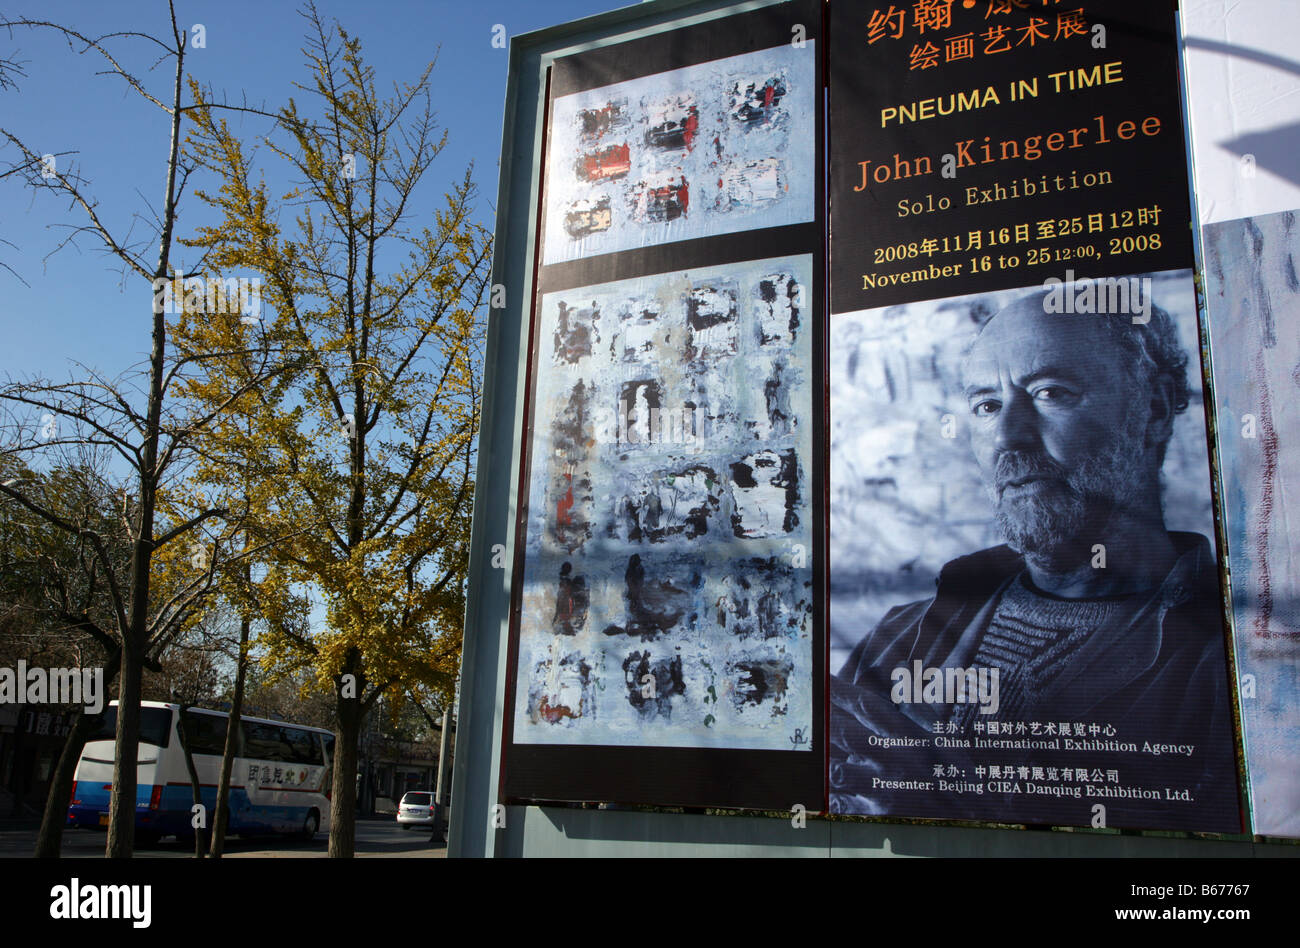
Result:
[984, 422, 1149, 564]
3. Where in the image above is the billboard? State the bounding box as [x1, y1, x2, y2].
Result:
[826, 1, 1242, 832]
[480, 0, 1291, 833]
[500, 0, 825, 809]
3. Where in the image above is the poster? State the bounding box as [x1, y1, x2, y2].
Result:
[1203, 211, 1300, 838]
[512, 255, 815, 751]
[502, 0, 824, 809]
[827, 1, 1241, 831]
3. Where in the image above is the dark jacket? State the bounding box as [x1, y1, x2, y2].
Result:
[830, 532, 1243, 832]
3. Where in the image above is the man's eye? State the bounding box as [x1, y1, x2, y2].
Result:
[971, 400, 1000, 416]
[1032, 386, 1070, 402]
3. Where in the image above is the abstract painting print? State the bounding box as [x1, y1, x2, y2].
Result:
[513, 255, 814, 751]
[543, 44, 815, 265]
[1204, 210, 1300, 837]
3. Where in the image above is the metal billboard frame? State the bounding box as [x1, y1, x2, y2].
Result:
[448, 0, 1288, 858]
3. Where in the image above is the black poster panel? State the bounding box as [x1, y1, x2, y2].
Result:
[501, 0, 825, 811]
[830, 1, 1193, 313]
[827, 2, 1241, 833]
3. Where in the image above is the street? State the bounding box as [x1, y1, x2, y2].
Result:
[0, 817, 446, 858]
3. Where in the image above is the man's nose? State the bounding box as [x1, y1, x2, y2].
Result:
[993, 389, 1039, 453]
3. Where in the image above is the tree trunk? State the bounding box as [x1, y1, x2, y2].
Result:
[107, 302, 163, 859]
[176, 704, 205, 858]
[105, 639, 143, 858]
[34, 707, 99, 857]
[328, 659, 364, 858]
[328, 705, 361, 857]
[210, 614, 249, 858]
[36, 657, 123, 858]
[104, 26, 185, 862]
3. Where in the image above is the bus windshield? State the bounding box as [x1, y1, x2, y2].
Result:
[88, 706, 173, 748]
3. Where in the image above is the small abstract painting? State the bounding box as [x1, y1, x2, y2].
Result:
[542, 44, 816, 265]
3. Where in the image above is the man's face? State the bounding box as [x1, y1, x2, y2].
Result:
[961, 298, 1153, 559]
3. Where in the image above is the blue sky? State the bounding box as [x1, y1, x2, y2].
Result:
[0, 0, 624, 380]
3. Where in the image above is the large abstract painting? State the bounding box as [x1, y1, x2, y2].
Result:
[512, 254, 815, 751]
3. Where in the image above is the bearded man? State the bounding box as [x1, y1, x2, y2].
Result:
[829, 287, 1241, 831]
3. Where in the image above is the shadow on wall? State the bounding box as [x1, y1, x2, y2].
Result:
[1183, 37, 1300, 188]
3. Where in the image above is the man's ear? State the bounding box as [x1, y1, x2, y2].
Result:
[1144, 374, 1177, 452]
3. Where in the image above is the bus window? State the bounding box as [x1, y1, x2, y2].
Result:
[284, 727, 322, 765]
[242, 721, 292, 761]
[88, 706, 173, 748]
[180, 710, 229, 755]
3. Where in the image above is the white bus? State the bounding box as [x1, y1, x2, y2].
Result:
[68, 700, 334, 845]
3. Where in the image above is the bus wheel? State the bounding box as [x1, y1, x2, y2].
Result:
[301, 809, 320, 840]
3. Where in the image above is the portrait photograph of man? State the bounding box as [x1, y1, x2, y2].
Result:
[828, 270, 1242, 832]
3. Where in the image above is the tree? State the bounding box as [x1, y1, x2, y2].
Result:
[239, 663, 335, 730]
[0, 454, 192, 856]
[198, 502, 313, 859]
[0, 457, 125, 844]
[0, 8, 288, 856]
[179, 3, 489, 856]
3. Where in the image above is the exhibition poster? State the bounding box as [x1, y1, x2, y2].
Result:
[827, 0, 1242, 832]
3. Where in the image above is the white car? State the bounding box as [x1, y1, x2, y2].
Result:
[396, 791, 438, 830]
